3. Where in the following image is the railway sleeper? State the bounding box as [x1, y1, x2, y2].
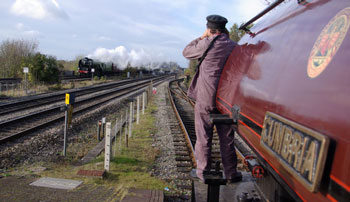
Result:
[174, 142, 187, 147]
[172, 138, 185, 142]
[172, 135, 184, 139]
[177, 167, 192, 173]
[171, 132, 184, 136]
[176, 151, 190, 156]
[212, 149, 220, 153]
[173, 134, 188, 139]
[168, 124, 179, 127]
[177, 175, 192, 181]
[176, 162, 192, 167]
[175, 146, 189, 151]
[211, 154, 221, 158]
[175, 156, 192, 161]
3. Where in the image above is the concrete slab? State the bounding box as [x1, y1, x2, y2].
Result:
[30, 177, 83, 190]
[0, 176, 121, 202]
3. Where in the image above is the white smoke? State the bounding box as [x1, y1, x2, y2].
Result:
[87, 46, 162, 70]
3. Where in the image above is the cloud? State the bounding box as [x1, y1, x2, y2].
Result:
[235, 1, 267, 22]
[15, 23, 24, 30]
[97, 36, 111, 41]
[10, 0, 69, 20]
[117, 15, 196, 42]
[23, 30, 40, 36]
[87, 46, 163, 69]
[12, 23, 41, 37]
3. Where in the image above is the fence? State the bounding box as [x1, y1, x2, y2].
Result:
[98, 88, 152, 171]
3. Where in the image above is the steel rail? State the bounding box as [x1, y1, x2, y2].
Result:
[168, 79, 196, 167]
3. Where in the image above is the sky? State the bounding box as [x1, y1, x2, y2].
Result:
[0, 0, 268, 69]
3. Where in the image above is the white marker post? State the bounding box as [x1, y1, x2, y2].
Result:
[142, 92, 146, 115]
[104, 122, 111, 171]
[91, 68, 95, 81]
[129, 102, 133, 137]
[23, 67, 28, 95]
[136, 96, 140, 124]
[114, 118, 118, 157]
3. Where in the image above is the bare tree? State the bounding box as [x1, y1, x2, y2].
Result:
[0, 39, 38, 78]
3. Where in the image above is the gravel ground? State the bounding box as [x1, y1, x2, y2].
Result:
[0, 93, 128, 169]
[151, 83, 191, 202]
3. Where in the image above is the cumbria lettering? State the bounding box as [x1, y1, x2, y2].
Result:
[261, 116, 318, 183]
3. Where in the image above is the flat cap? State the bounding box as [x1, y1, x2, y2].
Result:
[206, 15, 228, 29]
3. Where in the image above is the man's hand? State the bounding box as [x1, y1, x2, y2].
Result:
[200, 29, 211, 40]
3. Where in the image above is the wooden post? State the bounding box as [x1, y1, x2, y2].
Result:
[137, 96, 140, 124]
[104, 122, 111, 171]
[102, 117, 106, 139]
[97, 120, 102, 141]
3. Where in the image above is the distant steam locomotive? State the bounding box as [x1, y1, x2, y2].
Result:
[78, 57, 119, 77]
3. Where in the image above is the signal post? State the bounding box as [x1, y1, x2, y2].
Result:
[63, 93, 75, 156]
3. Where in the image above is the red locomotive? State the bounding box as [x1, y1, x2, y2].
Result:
[216, 0, 350, 201]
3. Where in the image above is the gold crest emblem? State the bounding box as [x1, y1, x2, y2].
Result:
[307, 7, 350, 78]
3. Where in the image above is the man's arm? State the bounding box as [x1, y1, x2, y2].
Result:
[182, 29, 212, 60]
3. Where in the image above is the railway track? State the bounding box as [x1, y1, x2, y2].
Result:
[0, 76, 159, 118]
[0, 76, 169, 144]
[0, 78, 21, 84]
[168, 79, 263, 201]
[168, 79, 222, 170]
[166, 78, 226, 199]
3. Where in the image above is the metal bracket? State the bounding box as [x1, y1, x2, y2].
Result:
[203, 162, 227, 202]
[244, 156, 265, 178]
[231, 105, 240, 124]
[237, 191, 261, 202]
[209, 105, 240, 126]
[209, 114, 234, 124]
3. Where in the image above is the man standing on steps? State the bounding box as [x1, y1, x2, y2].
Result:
[182, 14, 242, 182]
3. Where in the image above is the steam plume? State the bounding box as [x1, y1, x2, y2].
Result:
[87, 46, 161, 69]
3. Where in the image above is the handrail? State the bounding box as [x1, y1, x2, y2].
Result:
[239, 0, 284, 33]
